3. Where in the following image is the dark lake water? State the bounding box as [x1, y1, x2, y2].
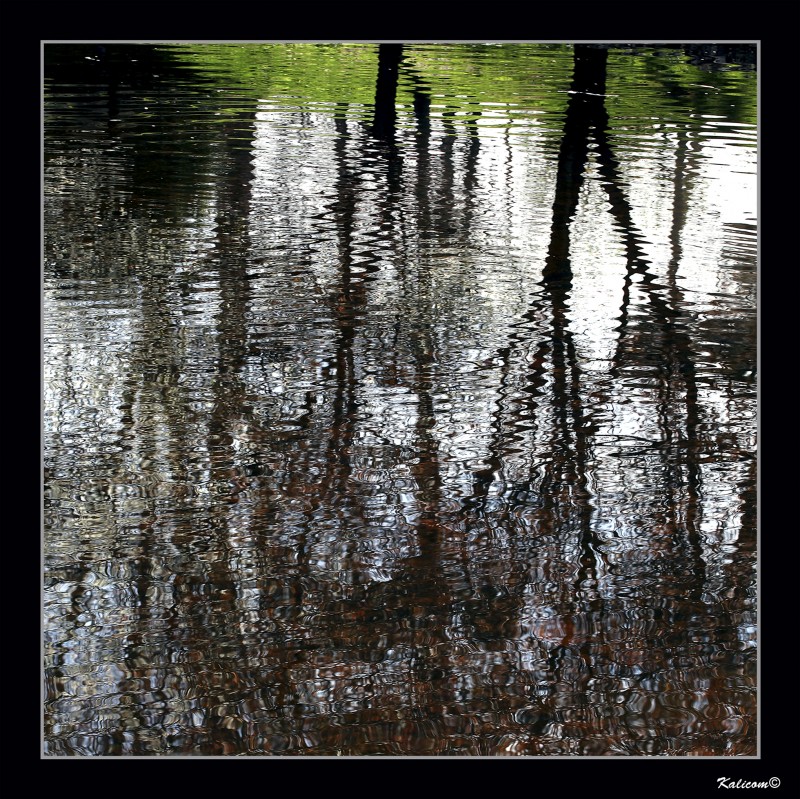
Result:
[43, 43, 757, 757]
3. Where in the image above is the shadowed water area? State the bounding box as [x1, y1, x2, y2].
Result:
[43, 43, 757, 757]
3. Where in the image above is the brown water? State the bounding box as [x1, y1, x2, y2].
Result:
[43, 43, 757, 757]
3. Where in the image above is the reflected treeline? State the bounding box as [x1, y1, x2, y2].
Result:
[44, 43, 756, 755]
[680, 44, 757, 70]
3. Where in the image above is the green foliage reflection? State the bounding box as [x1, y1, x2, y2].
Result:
[161, 42, 756, 129]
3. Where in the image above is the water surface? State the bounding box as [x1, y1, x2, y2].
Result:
[43, 43, 757, 756]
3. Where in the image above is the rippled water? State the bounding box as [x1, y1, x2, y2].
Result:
[43, 43, 757, 756]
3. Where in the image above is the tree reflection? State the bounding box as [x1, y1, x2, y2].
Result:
[43, 43, 756, 756]
[372, 44, 403, 140]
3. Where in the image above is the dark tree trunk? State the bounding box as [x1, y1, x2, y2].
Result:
[571, 43, 608, 96]
[372, 44, 403, 139]
[543, 45, 608, 283]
